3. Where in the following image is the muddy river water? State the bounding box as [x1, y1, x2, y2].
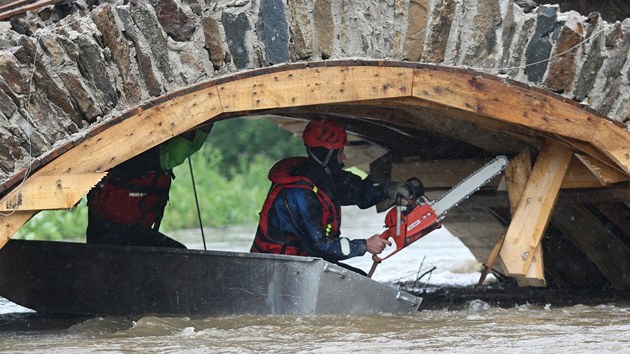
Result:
[1, 207, 629, 353]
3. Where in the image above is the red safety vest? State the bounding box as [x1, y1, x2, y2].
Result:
[251, 157, 340, 256]
[87, 170, 172, 229]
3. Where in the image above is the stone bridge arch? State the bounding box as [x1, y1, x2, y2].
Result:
[1, 0, 630, 288]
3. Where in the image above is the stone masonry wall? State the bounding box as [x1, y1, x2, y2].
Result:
[0, 0, 629, 186]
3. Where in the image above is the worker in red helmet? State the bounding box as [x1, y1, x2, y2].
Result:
[251, 119, 420, 275]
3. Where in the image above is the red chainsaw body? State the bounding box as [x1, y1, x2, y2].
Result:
[373, 202, 441, 263]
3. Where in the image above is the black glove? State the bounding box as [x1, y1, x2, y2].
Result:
[384, 182, 413, 204]
[405, 177, 424, 197]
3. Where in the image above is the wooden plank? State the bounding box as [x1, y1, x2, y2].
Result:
[561, 156, 606, 189]
[575, 153, 629, 185]
[464, 186, 630, 210]
[552, 205, 630, 290]
[274, 102, 528, 154]
[389, 158, 503, 188]
[0, 173, 105, 212]
[505, 149, 532, 215]
[555, 135, 626, 174]
[478, 148, 545, 286]
[411, 69, 630, 175]
[0, 85, 223, 245]
[388, 154, 603, 191]
[218, 66, 414, 112]
[412, 69, 599, 141]
[0, 0, 64, 20]
[506, 149, 545, 286]
[69, 88, 222, 174]
[385, 97, 543, 148]
[592, 119, 630, 175]
[499, 140, 573, 277]
[0, 0, 36, 12]
[0, 211, 34, 250]
[593, 202, 630, 238]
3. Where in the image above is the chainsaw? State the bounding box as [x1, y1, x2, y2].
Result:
[367, 155, 509, 278]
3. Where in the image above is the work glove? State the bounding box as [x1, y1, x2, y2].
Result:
[384, 178, 425, 205]
[384, 181, 414, 205]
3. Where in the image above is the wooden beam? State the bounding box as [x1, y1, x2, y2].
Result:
[478, 148, 546, 286]
[274, 103, 528, 155]
[505, 149, 532, 215]
[0, 0, 65, 20]
[0, 0, 36, 12]
[374, 153, 604, 190]
[593, 202, 630, 238]
[388, 158, 503, 188]
[0, 173, 105, 212]
[592, 120, 630, 175]
[552, 205, 630, 290]
[506, 149, 545, 286]
[412, 69, 598, 141]
[575, 153, 629, 185]
[384, 97, 543, 148]
[561, 156, 606, 189]
[0, 211, 34, 248]
[411, 68, 630, 174]
[217, 66, 414, 112]
[499, 140, 573, 277]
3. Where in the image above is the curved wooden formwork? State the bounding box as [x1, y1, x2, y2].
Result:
[1, 61, 629, 289]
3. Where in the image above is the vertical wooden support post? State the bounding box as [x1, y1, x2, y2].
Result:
[499, 140, 573, 280]
[479, 148, 534, 285]
[507, 149, 546, 286]
[506, 149, 533, 215]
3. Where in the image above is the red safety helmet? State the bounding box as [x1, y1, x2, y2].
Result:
[302, 119, 347, 150]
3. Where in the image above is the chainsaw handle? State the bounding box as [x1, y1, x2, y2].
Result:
[371, 228, 402, 264]
[372, 204, 441, 265]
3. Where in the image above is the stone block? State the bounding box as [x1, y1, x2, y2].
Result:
[117, 6, 163, 97]
[0, 52, 29, 94]
[149, 0, 195, 42]
[92, 4, 142, 103]
[463, 0, 501, 66]
[544, 13, 583, 93]
[16, 36, 84, 127]
[58, 72, 103, 123]
[0, 86, 17, 119]
[424, 0, 456, 63]
[74, 36, 118, 110]
[130, 3, 174, 83]
[525, 6, 557, 83]
[0, 134, 17, 173]
[313, 0, 334, 59]
[596, 23, 630, 112]
[288, 0, 313, 61]
[258, 0, 290, 64]
[573, 14, 604, 101]
[403, 0, 429, 62]
[222, 11, 252, 69]
[201, 16, 226, 68]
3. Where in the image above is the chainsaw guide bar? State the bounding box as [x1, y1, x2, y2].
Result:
[430, 155, 509, 218]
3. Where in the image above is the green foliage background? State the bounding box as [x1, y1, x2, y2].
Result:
[15, 118, 305, 241]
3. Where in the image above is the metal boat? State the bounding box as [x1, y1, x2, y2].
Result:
[0, 239, 421, 316]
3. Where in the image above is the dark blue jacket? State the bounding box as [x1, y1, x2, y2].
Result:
[251, 157, 388, 262]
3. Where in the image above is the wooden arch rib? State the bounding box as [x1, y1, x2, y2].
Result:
[1, 61, 630, 250]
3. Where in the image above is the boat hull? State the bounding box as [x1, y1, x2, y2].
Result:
[0, 240, 421, 316]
